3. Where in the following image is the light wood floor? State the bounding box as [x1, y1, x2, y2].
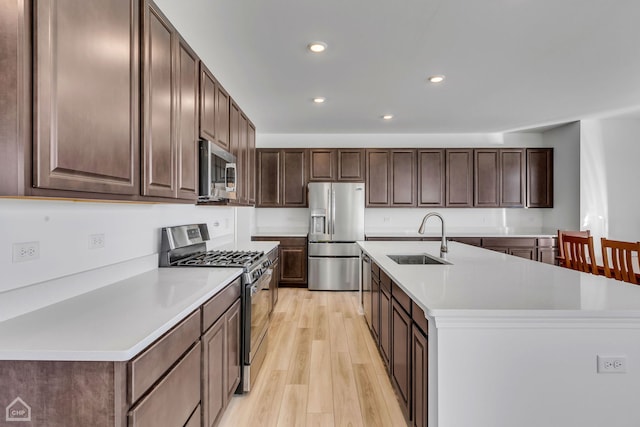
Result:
[219, 288, 408, 427]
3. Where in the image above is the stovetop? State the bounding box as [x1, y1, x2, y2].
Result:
[175, 250, 265, 268]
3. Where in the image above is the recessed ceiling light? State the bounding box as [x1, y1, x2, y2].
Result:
[308, 42, 327, 53]
[313, 97, 326, 104]
[382, 114, 394, 120]
[428, 75, 445, 83]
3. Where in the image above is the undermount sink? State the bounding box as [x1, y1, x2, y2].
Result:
[388, 254, 451, 265]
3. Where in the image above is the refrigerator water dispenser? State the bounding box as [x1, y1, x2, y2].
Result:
[310, 210, 327, 234]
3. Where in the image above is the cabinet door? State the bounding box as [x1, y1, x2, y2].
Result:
[412, 325, 428, 427]
[527, 148, 553, 208]
[366, 149, 390, 207]
[199, 63, 216, 143]
[34, 0, 139, 195]
[238, 112, 249, 205]
[445, 149, 473, 207]
[142, 2, 175, 198]
[226, 300, 241, 400]
[271, 258, 280, 310]
[202, 316, 226, 427]
[474, 149, 499, 207]
[391, 299, 411, 419]
[216, 84, 231, 151]
[282, 150, 307, 207]
[371, 273, 380, 342]
[176, 37, 199, 201]
[247, 121, 256, 205]
[229, 101, 242, 203]
[390, 149, 417, 206]
[417, 149, 445, 207]
[538, 247, 558, 265]
[500, 149, 525, 207]
[380, 286, 391, 369]
[256, 149, 281, 206]
[509, 248, 536, 260]
[279, 244, 307, 285]
[337, 149, 365, 181]
[309, 149, 336, 181]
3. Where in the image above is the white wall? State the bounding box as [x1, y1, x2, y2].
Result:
[0, 199, 235, 319]
[580, 119, 640, 247]
[542, 122, 581, 230]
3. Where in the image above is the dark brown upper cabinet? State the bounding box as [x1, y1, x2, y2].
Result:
[500, 149, 526, 207]
[474, 149, 500, 207]
[229, 101, 244, 204]
[141, 1, 198, 201]
[309, 148, 365, 182]
[390, 149, 417, 207]
[445, 149, 473, 207]
[256, 149, 281, 207]
[256, 149, 307, 207]
[199, 63, 216, 143]
[199, 62, 230, 152]
[247, 121, 256, 205]
[33, 0, 140, 195]
[417, 149, 445, 207]
[366, 149, 391, 206]
[527, 148, 554, 208]
[337, 149, 365, 181]
[309, 149, 335, 182]
[366, 149, 416, 207]
[474, 148, 525, 208]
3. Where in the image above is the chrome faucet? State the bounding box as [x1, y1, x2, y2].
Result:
[418, 212, 448, 256]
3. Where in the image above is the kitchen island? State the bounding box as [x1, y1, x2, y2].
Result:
[358, 240, 640, 427]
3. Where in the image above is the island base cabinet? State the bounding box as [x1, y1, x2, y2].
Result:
[391, 299, 412, 421]
[412, 325, 428, 427]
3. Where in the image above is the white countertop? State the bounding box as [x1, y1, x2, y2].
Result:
[0, 268, 243, 361]
[365, 228, 557, 238]
[358, 241, 640, 319]
[252, 231, 308, 238]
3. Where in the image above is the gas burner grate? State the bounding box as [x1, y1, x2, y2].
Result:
[176, 250, 264, 267]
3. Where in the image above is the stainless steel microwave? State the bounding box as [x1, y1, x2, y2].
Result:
[199, 139, 237, 202]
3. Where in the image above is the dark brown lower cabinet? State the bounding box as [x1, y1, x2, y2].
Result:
[371, 268, 381, 341]
[379, 281, 392, 369]
[253, 237, 307, 287]
[412, 325, 428, 427]
[202, 295, 241, 427]
[391, 299, 412, 420]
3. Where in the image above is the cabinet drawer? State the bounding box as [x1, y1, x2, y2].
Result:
[128, 310, 200, 405]
[202, 278, 241, 332]
[412, 301, 429, 335]
[537, 237, 557, 247]
[392, 282, 411, 314]
[482, 237, 536, 247]
[380, 270, 392, 292]
[129, 341, 201, 427]
[451, 237, 482, 247]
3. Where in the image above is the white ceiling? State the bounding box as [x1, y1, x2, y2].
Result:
[156, 0, 640, 134]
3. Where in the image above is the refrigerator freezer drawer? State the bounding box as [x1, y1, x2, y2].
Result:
[308, 242, 361, 257]
[308, 256, 360, 291]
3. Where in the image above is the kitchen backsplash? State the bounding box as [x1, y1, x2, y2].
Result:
[253, 207, 547, 235]
[0, 199, 235, 318]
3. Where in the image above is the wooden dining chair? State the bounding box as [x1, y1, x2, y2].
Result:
[601, 238, 640, 284]
[561, 234, 599, 275]
[557, 229, 590, 267]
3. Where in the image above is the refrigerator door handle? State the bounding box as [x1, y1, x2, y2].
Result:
[327, 188, 332, 237]
[331, 189, 336, 235]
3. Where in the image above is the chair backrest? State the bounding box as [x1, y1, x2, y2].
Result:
[601, 238, 640, 284]
[557, 229, 590, 266]
[562, 234, 598, 275]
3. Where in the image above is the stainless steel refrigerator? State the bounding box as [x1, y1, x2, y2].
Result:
[308, 182, 365, 291]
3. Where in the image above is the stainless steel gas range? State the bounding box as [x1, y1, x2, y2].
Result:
[159, 223, 274, 392]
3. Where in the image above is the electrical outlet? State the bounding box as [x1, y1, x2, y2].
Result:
[88, 234, 105, 249]
[12, 242, 40, 263]
[597, 356, 627, 373]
